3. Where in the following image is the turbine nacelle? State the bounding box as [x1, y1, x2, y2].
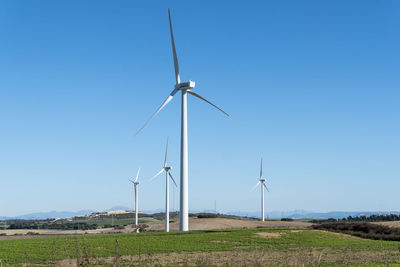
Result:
[150, 139, 177, 188]
[251, 159, 270, 193]
[175, 80, 195, 91]
[129, 167, 141, 186]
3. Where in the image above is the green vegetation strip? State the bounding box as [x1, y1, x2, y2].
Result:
[0, 228, 399, 265]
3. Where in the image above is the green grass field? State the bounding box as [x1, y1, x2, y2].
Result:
[1, 228, 400, 266]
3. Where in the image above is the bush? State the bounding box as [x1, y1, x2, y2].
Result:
[26, 232, 39, 235]
[197, 213, 218, 219]
[139, 224, 149, 232]
[341, 214, 400, 222]
[312, 222, 400, 241]
[311, 218, 337, 224]
[281, 218, 293, 221]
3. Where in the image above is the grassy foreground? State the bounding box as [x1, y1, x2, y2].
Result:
[1, 228, 400, 266]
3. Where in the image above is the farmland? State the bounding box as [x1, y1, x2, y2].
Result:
[1, 227, 400, 266]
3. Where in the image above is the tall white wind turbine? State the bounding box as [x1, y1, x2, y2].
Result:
[150, 139, 177, 232]
[136, 9, 229, 231]
[251, 159, 269, 221]
[129, 168, 141, 226]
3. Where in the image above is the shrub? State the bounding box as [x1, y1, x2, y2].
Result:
[311, 218, 337, 224]
[342, 214, 400, 222]
[312, 222, 400, 241]
[197, 213, 218, 219]
[26, 232, 39, 235]
[139, 224, 149, 232]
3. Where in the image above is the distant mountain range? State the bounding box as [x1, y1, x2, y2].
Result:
[0, 206, 130, 220]
[0, 210, 94, 220]
[227, 210, 400, 219]
[2, 208, 400, 220]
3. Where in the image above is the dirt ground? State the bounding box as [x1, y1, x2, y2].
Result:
[0, 226, 133, 240]
[148, 217, 311, 231]
[0, 218, 311, 240]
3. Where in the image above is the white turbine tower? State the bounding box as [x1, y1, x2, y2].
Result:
[251, 158, 269, 221]
[129, 168, 141, 226]
[150, 139, 177, 232]
[136, 9, 229, 231]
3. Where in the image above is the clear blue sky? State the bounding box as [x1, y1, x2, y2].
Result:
[1, 0, 399, 217]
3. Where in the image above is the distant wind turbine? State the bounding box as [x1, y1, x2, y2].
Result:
[251, 158, 269, 221]
[136, 9, 229, 231]
[150, 139, 177, 232]
[129, 168, 141, 226]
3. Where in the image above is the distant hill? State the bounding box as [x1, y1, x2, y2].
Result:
[107, 206, 131, 212]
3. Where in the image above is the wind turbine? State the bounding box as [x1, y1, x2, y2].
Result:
[150, 139, 177, 232]
[136, 9, 229, 231]
[129, 168, 141, 226]
[251, 158, 269, 221]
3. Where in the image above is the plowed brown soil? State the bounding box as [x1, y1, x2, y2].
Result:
[148, 217, 311, 231]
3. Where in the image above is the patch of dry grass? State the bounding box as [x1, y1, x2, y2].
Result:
[255, 232, 283, 238]
[374, 221, 400, 228]
[255, 230, 305, 239]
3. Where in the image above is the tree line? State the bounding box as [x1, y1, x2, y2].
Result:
[312, 214, 400, 224]
[8, 222, 98, 230]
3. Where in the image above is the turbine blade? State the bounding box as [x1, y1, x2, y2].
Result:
[164, 138, 169, 167]
[263, 182, 269, 192]
[260, 158, 263, 178]
[251, 181, 261, 192]
[168, 172, 177, 187]
[136, 89, 178, 135]
[168, 8, 180, 84]
[128, 179, 134, 184]
[134, 167, 141, 182]
[187, 90, 229, 117]
[150, 168, 165, 181]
